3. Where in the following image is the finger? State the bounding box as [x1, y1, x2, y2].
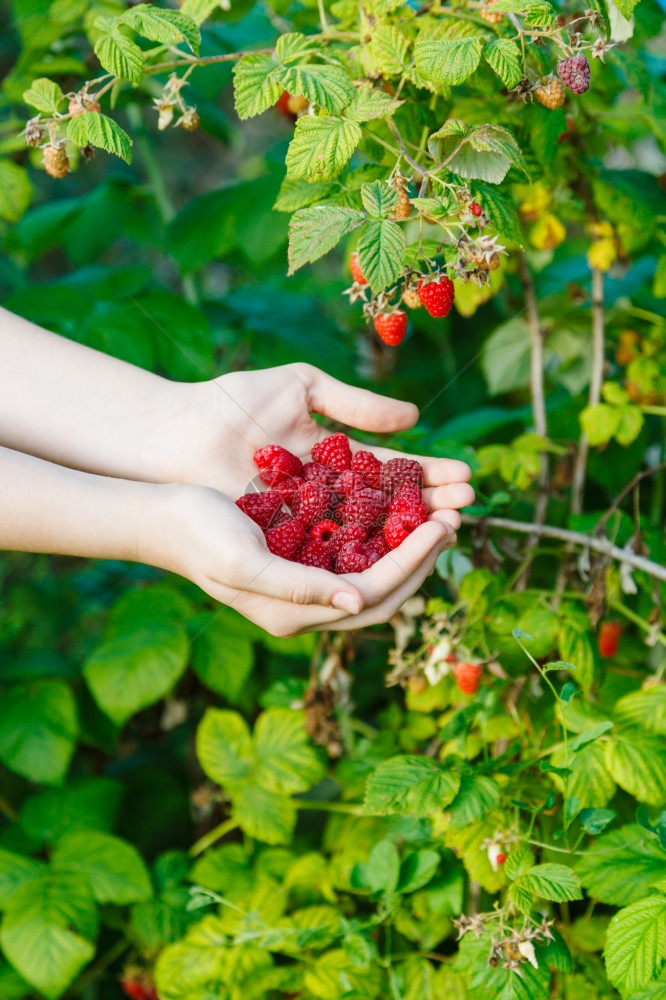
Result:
[348, 439, 472, 488]
[430, 509, 461, 531]
[423, 482, 476, 511]
[302, 366, 419, 433]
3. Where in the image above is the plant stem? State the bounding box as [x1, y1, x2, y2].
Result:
[295, 799, 364, 814]
[608, 597, 666, 650]
[317, 0, 329, 32]
[461, 514, 666, 583]
[190, 817, 239, 857]
[571, 268, 605, 515]
[147, 49, 273, 74]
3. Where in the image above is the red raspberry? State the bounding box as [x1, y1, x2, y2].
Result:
[351, 450, 382, 489]
[381, 457, 423, 497]
[333, 470, 367, 496]
[388, 481, 427, 519]
[253, 445, 303, 486]
[384, 509, 426, 549]
[235, 492, 284, 530]
[310, 519, 339, 543]
[311, 433, 352, 473]
[374, 311, 407, 346]
[272, 476, 304, 506]
[265, 518, 306, 559]
[295, 540, 332, 570]
[557, 54, 590, 94]
[339, 488, 387, 529]
[350, 252, 367, 286]
[329, 523, 367, 556]
[336, 541, 380, 574]
[598, 621, 622, 658]
[366, 529, 390, 558]
[302, 461, 338, 487]
[470, 202, 483, 217]
[417, 276, 455, 318]
[454, 661, 482, 695]
[291, 481, 333, 527]
[495, 853, 507, 865]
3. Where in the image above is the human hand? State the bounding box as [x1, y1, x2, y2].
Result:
[149, 484, 457, 637]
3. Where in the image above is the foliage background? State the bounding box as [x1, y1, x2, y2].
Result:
[0, 0, 666, 998]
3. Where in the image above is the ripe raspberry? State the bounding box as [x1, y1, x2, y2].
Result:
[333, 470, 367, 496]
[349, 252, 367, 286]
[336, 541, 380, 574]
[374, 311, 407, 346]
[312, 433, 352, 473]
[534, 76, 566, 109]
[470, 202, 483, 217]
[388, 481, 427, 521]
[366, 529, 390, 558]
[292, 481, 333, 527]
[454, 661, 482, 695]
[120, 971, 158, 1000]
[272, 476, 304, 506]
[295, 540, 332, 570]
[253, 445, 303, 485]
[235, 491, 284, 529]
[329, 523, 367, 557]
[402, 287, 422, 310]
[43, 143, 69, 179]
[381, 457, 423, 497]
[302, 461, 338, 487]
[495, 853, 507, 865]
[352, 450, 383, 489]
[557, 54, 591, 94]
[384, 508, 426, 549]
[417, 275, 455, 318]
[339, 488, 387, 529]
[310, 519, 340, 543]
[598, 621, 622, 658]
[265, 518, 306, 559]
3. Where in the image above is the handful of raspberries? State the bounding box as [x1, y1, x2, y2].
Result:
[235, 433, 427, 573]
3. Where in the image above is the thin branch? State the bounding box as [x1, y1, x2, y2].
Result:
[461, 514, 666, 583]
[595, 461, 666, 534]
[386, 117, 426, 179]
[147, 48, 273, 74]
[571, 268, 605, 515]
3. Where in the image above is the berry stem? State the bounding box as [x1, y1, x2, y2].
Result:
[571, 268, 605, 515]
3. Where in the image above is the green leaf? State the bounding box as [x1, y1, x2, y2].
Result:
[414, 36, 484, 86]
[0, 162, 32, 225]
[577, 825, 666, 905]
[514, 863, 583, 903]
[83, 587, 190, 726]
[196, 709, 254, 786]
[579, 807, 617, 835]
[20, 778, 122, 845]
[253, 708, 326, 794]
[189, 844, 253, 897]
[447, 775, 501, 830]
[481, 317, 531, 395]
[605, 895, 666, 996]
[274, 31, 316, 63]
[274, 178, 339, 213]
[179, 0, 220, 24]
[22, 77, 63, 113]
[397, 850, 440, 894]
[232, 54, 283, 120]
[549, 740, 616, 810]
[569, 721, 614, 752]
[0, 681, 78, 785]
[654, 256, 666, 298]
[67, 112, 132, 163]
[232, 786, 296, 845]
[344, 85, 403, 121]
[360, 180, 398, 219]
[559, 627, 596, 692]
[580, 403, 622, 445]
[606, 731, 666, 806]
[52, 831, 152, 905]
[364, 756, 460, 817]
[472, 183, 521, 242]
[286, 115, 362, 181]
[287, 205, 365, 273]
[613, 0, 641, 19]
[484, 38, 522, 89]
[280, 65, 354, 114]
[616, 686, 666, 737]
[191, 610, 254, 704]
[616, 406, 644, 447]
[504, 847, 535, 881]
[94, 24, 145, 84]
[121, 5, 200, 53]
[352, 839, 400, 895]
[360, 24, 410, 76]
[357, 218, 405, 292]
[0, 851, 46, 908]
[0, 874, 96, 1000]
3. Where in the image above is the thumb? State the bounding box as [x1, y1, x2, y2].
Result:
[304, 366, 419, 433]
[232, 547, 364, 615]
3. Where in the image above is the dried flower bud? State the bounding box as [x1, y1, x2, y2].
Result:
[22, 115, 45, 147]
[154, 98, 176, 130]
[176, 108, 200, 132]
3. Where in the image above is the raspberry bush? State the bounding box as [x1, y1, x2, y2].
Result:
[1, 0, 666, 998]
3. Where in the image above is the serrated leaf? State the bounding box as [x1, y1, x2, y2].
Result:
[0, 681, 78, 785]
[613, 0, 640, 19]
[361, 24, 410, 76]
[274, 31, 316, 63]
[447, 775, 501, 830]
[191, 610, 254, 704]
[94, 25, 144, 84]
[559, 627, 597, 692]
[397, 850, 440, 894]
[484, 38, 523, 89]
[286, 115, 361, 181]
[577, 825, 666, 906]
[274, 178, 339, 213]
[352, 840, 400, 895]
[253, 708, 325, 794]
[360, 180, 398, 219]
[121, 4, 200, 53]
[52, 831, 152, 905]
[0, 851, 46, 908]
[345, 85, 403, 121]
[22, 77, 63, 113]
[364, 756, 460, 817]
[67, 112, 132, 163]
[179, 0, 219, 24]
[580, 403, 622, 445]
[606, 731, 666, 806]
[232, 786, 296, 845]
[605, 895, 666, 996]
[616, 686, 666, 737]
[357, 218, 405, 292]
[504, 847, 535, 881]
[232, 54, 283, 120]
[280, 65, 354, 114]
[515, 863, 583, 902]
[429, 121, 527, 184]
[472, 183, 521, 242]
[414, 37, 484, 86]
[196, 709, 254, 786]
[287, 204, 364, 272]
[579, 807, 617, 835]
[549, 740, 616, 810]
[569, 721, 614, 752]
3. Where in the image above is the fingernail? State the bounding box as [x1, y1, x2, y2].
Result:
[331, 592, 361, 615]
